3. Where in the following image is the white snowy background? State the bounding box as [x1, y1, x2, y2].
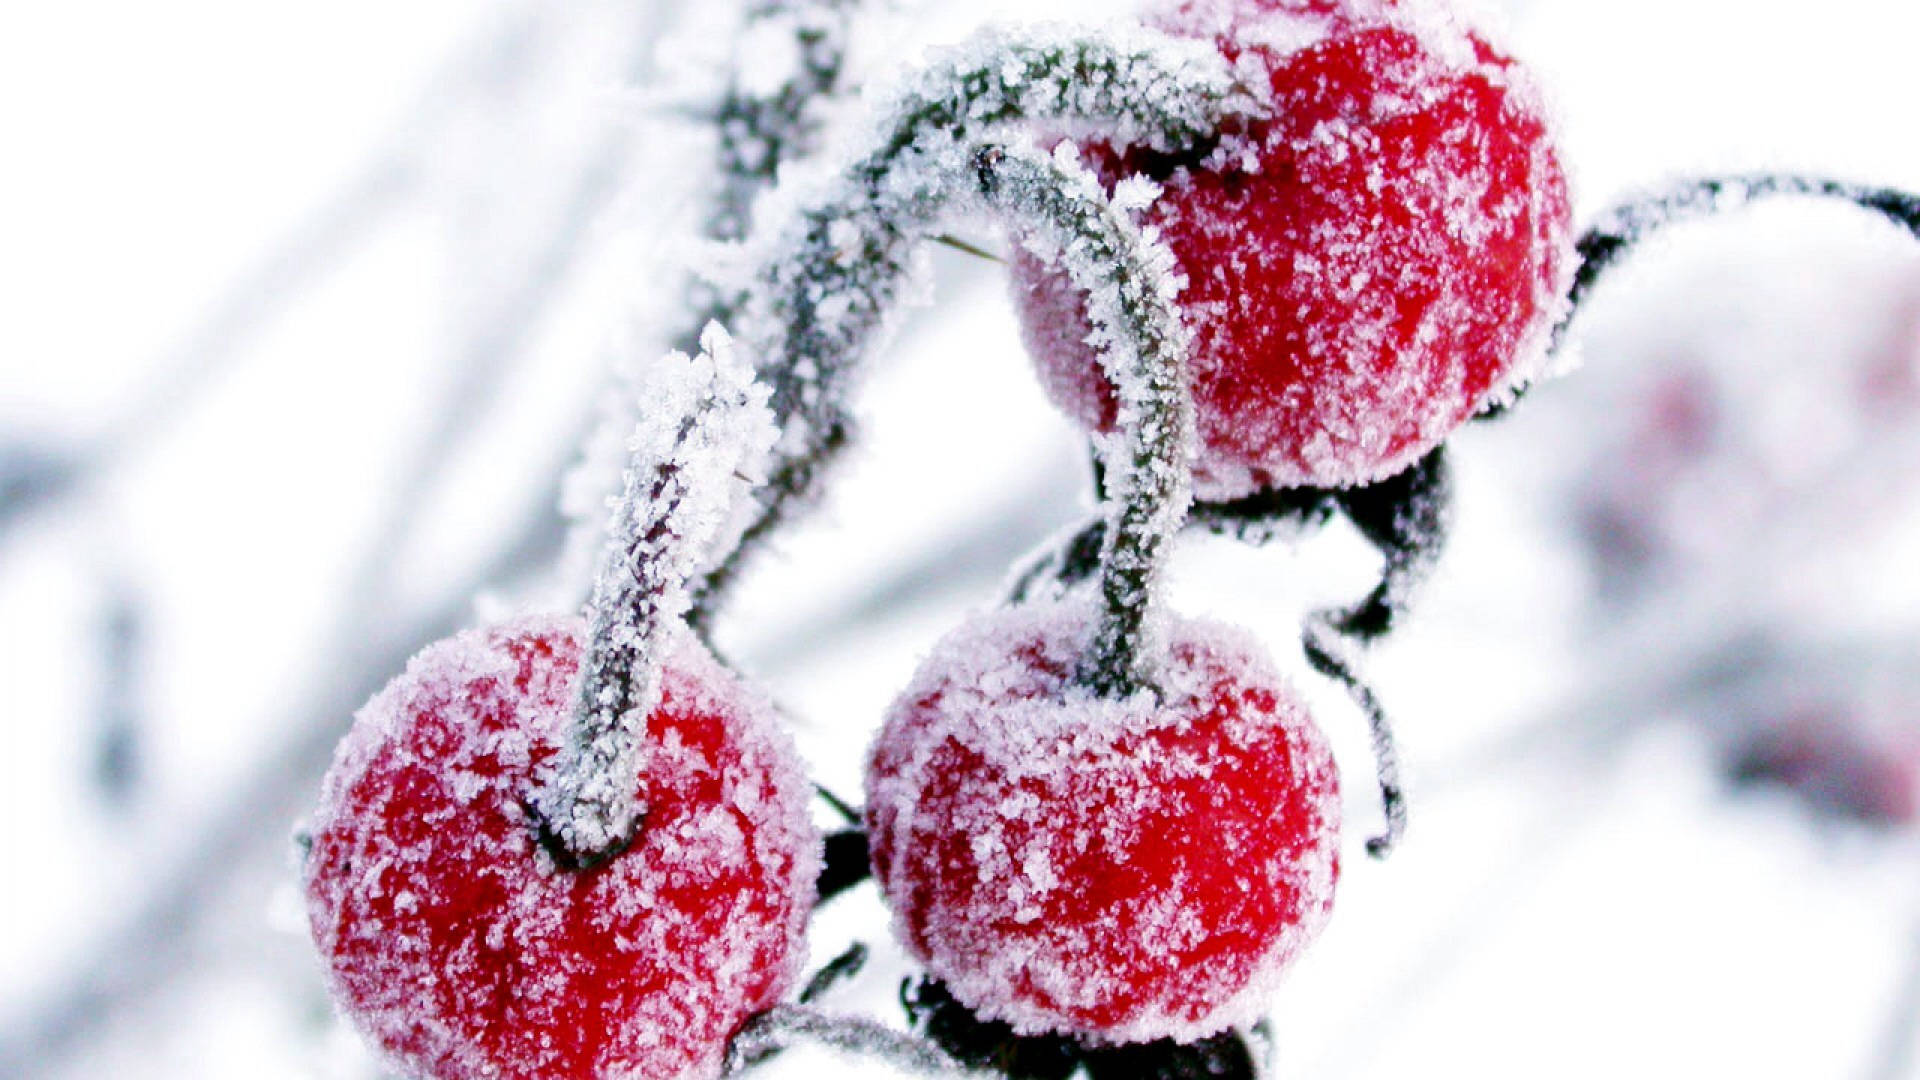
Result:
[4, 0, 1920, 1077]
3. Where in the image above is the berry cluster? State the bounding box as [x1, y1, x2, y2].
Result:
[298, 0, 1920, 1076]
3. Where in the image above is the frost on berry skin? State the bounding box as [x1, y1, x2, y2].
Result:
[1012, 0, 1575, 494]
[305, 616, 818, 1080]
[865, 601, 1341, 1044]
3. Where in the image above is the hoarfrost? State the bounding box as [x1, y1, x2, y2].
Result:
[541, 327, 778, 865]
[698, 21, 1252, 621]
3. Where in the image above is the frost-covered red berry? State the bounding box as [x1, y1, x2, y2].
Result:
[1012, 0, 1574, 494]
[864, 602, 1340, 1043]
[305, 615, 818, 1080]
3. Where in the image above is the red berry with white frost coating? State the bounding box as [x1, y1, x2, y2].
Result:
[865, 602, 1340, 1043]
[1012, 0, 1574, 494]
[305, 616, 818, 1080]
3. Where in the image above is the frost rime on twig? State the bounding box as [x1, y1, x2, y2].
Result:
[1554, 172, 1920, 353]
[681, 0, 866, 355]
[694, 25, 1253, 627]
[535, 328, 777, 866]
[727, 1004, 985, 1077]
[568, 0, 859, 606]
[707, 0, 864, 252]
[971, 142, 1196, 695]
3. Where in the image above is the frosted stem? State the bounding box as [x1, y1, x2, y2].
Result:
[535, 329, 776, 869]
[572, 0, 858, 628]
[971, 143, 1195, 697]
[1555, 172, 1920, 353]
[693, 25, 1250, 625]
[728, 1005, 986, 1077]
[680, 0, 863, 366]
[706, 0, 862, 251]
[1302, 619, 1405, 859]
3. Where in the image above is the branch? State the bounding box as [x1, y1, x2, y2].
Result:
[693, 24, 1251, 625]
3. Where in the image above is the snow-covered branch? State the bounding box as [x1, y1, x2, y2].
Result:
[696, 24, 1253, 624]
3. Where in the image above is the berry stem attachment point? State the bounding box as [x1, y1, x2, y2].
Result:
[535, 328, 777, 869]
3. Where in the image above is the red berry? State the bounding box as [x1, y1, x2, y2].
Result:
[864, 602, 1340, 1043]
[1737, 709, 1920, 826]
[305, 616, 818, 1080]
[1012, 0, 1574, 494]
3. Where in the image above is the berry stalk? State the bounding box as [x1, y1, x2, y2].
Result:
[535, 328, 777, 868]
[971, 142, 1195, 697]
[1556, 173, 1920, 353]
[569, 0, 859, 615]
[693, 25, 1253, 626]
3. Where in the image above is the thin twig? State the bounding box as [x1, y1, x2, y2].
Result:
[1554, 173, 1920, 354]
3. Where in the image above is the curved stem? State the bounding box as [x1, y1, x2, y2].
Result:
[534, 329, 776, 868]
[1303, 616, 1406, 859]
[573, 0, 860, 633]
[692, 25, 1250, 627]
[728, 1004, 985, 1077]
[1553, 172, 1920, 353]
[971, 144, 1195, 696]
